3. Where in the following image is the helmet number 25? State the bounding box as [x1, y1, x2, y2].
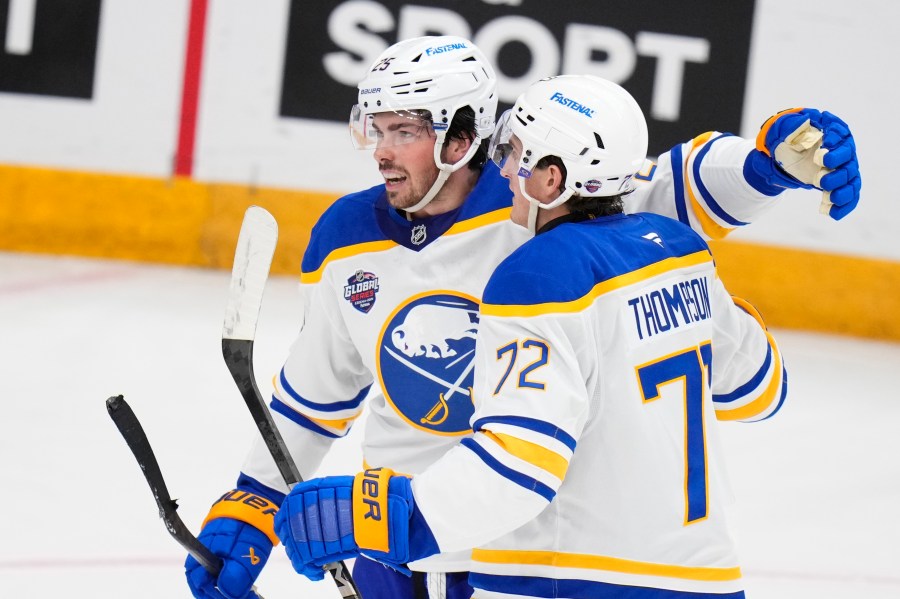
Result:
[371, 57, 393, 72]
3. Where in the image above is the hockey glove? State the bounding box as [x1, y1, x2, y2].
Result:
[185, 489, 280, 599]
[274, 468, 440, 580]
[745, 107, 861, 220]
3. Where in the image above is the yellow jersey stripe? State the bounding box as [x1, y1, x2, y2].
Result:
[684, 133, 734, 240]
[271, 374, 360, 431]
[731, 296, 767, 329]
[471, 549, 742, 582]
[686, 184, 734, 240]
[300, 239, 397, 284]
[445, 207, 513, 236]
[299, 208, 511, 285]
[305, 413, 358, 433]
[481, 431, 569, 481]
[481, 251, 713, 318]
[716, 330, 783, 421]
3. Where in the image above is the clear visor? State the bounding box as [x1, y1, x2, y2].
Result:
[488, 110, 530, 177]
[349, 105, 435, 150]
[488, 109, 514, 168]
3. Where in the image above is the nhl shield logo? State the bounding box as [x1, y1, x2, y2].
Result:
[343, 270, 380, 313]
[411, 224, 427, 246]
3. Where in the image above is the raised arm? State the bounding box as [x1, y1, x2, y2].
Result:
[629, 107, 861, 238]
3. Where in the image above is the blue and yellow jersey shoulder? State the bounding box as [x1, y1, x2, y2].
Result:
[300, 184, 389, 277]
[301, 162, 513, 281]
[482, 212, 712, 315]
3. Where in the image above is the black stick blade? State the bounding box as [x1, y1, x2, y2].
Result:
[106, 395, 222, 575]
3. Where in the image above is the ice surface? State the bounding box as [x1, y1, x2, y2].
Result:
[2, 252, 897, 598]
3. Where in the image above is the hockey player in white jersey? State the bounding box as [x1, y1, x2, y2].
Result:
[273, 73, 795, 598]
[184, 36, 861, 599]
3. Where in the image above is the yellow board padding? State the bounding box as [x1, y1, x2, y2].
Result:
[708, 239, 900, 341]
[0, 163, 334, 274]
[1, 163, 898, 341]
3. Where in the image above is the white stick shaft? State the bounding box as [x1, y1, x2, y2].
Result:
[222, 206, 278, 341]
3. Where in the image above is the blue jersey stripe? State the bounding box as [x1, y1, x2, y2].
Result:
[670, 144, 691, 227]
[461, 438, 556, 502]
[278, 369, 369, 413]
[473, 415, 577, 451]
[713, 344, 772, 404]
[692, 134, 749, 227]
[469, 573, 745, 598]
[270, 397, 344, 439]
[760, 366, 789, 421]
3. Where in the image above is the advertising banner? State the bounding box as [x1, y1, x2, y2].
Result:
[0, 0, 102, 98]
[281, 0, 756, 155]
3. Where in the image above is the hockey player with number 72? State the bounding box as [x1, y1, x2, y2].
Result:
[274, 74, 814, 598]
[185, 36, 861, 599]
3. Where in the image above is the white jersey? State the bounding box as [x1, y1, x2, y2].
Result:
[240, 133, 783, 572]
[411, 212, 785, 597]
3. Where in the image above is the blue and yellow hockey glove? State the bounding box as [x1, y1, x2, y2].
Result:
[185, 489, 280, 599]
[274, 468, 439, 579]
[745, 107, 861, 220]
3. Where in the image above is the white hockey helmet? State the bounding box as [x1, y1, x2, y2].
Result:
[350, 36, 498, 213]
[489, 75, 648, 231]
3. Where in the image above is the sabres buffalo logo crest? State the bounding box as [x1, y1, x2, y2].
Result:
[377, 292, 479, 435]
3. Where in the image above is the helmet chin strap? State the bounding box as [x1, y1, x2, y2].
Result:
[525, 199, 541, 235]
[403, 137, 483, 215]
[519, 175, 575, 235]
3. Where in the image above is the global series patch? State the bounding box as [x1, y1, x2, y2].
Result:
[344, 270, 380, 313]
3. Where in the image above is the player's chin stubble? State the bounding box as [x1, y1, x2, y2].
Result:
[386, 167, 440, 211]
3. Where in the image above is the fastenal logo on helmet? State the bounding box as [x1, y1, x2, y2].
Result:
[550, 92, 595, 118]
[425, 42, 468, 56]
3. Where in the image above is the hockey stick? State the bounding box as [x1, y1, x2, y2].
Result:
[221, 206, 362, 599]
[106, 395, 269, 596]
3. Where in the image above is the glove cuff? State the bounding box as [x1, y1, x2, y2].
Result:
[755, 107, 804, 156]
[202, 489, 280, 546]
[352, 467, 440, 567]
[743, 150, 811, 195]
[353, 467, 400, 553]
